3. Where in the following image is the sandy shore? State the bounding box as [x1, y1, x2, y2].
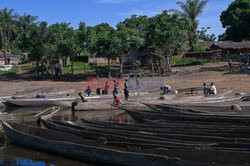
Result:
[0, 62, 249, 97]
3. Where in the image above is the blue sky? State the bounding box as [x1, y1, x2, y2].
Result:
[0, 0, 234, 39]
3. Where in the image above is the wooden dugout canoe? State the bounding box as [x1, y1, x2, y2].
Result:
[123, 108, 250, 125]
[80, 118, 250, 140]
[2, 121, 180, 166]
[42, 119, 225, 150]
[42, 119, 250, 148]
[23, 106, 60, 122]
[146, 102, 250, 112]
[243, 95, 250, 101]
[4, 96, 100, 107]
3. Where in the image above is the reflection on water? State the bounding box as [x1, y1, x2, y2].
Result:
[53, 108, 134, 125]
[0, 106, 131, 166]
[0, 145, 94, 166]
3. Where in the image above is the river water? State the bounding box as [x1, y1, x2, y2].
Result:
[1, 106, 250, 165]
[0, 106, 132, 166]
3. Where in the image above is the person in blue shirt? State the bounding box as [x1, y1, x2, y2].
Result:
[203, 83, 207, 96]
[228, 59, 233, 68]
[113, 80, 118, 94]
[85, 86, 91, 96]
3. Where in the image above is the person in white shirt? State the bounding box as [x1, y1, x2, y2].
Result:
[209, 82, 217, 95]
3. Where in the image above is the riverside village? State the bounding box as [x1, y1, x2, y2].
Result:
[0, 0, 250, 165]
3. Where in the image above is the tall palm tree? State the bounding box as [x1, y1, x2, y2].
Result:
[171, 0, 209, 51]
[0, 7, 18, 64]
[16, 13, 38, 32]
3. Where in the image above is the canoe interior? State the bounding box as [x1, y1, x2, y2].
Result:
[5, 122, 101, 146]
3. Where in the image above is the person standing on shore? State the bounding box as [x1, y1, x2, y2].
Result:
[203, 83, 207, 96]
[124, 78, 129, 100]
[85, 86, 91, 96]
[104, 81, 109, 95]
[113, 80, 118, 94]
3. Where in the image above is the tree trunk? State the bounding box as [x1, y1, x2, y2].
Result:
[119, 57, 124, 78]
[41, 62, 44, 75]
[132, 62, 135, 77]
[71, 56, 74, 79]
[158, 58, 161, 76]
[150, 54, 154, 77]
[108, 57, 111, 78]
[46, 63, 49, 79]
[50, 63, 54, 79]
[3, 51, 7, 65]
[95, 61, 98, 78]
[83, 63, 86, 73]
[36, 60, 39, 76]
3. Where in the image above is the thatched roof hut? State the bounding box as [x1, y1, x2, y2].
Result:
[210, 41, 250, 55]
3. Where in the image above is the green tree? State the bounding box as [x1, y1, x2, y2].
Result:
[16, 13, 38, 32]
[146, 11, 188, 74]
[18, 22, 48, 75]
[112, 23, 142, 78]
[171, 0, 209, 51]
[94, 23, 115, 77]
[219, 0, 250, 41]
[122, 15, 149, 38]
[71, 22, 88, 78]
[0, 7, 18, 64]
[198, 27, 216, 41]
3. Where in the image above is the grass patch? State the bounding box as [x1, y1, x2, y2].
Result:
[0, 66, 19, 73]
[20, 65, 36, 72]
[172, 57, 219, 66]
[63, 62, 109, 74]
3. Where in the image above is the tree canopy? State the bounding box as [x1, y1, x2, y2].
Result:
[219, 0, 250, 41]
[146, 11, 188, 74]
[171, 0, 209, 51]
[0, 3, 215, 78]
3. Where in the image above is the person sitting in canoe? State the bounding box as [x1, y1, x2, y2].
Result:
[113, 93, 121, 107]
[35, 93, 46, 98]
[209, 82, 217, 95]
[77, 92, 87, 102]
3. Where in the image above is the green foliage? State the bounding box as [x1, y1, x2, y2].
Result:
[0, 66, 19, 73]
[112, 22, 143, 77]
[122, 15, 149, 38]
[198, 27, 216, 41]
[149, 108, 163, 112]
[62, 62, 109, 74]
[171, 0, 209, 51]
[172, 57, 219, 65]
[135, 60, 141, 65]
[20, 65, 36, 72]
[219, 0, 250, 41]
[195, 44, 206, 52]
[146, 10, 188, 73]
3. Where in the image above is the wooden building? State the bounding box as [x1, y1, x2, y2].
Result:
[0, 52, 21, 66]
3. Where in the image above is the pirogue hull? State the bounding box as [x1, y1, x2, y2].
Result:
[2, 121, 186, 166]
[124, 109, 250, 125]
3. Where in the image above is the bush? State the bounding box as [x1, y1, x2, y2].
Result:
[172, 57, 219, 65]
[195, 44, 206, 52]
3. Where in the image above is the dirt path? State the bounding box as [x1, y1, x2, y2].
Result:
[0, 62, 249, 97]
